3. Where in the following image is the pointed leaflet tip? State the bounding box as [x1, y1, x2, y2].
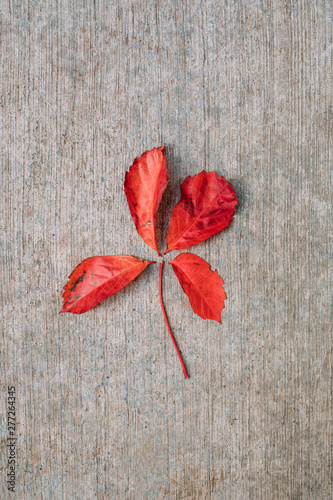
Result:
[124, 146, 168, 255]
[166, 171, 238, 253]
[61, 255, 153, 314]
[169, 253, 226, 323]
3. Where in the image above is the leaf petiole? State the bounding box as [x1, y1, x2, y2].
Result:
[159, 262, 189, 379]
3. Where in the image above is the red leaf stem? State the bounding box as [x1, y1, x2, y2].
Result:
[159, 262, 189, 379]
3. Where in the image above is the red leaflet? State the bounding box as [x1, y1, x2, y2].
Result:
[61, 256, 154, 314]
[124, 146, 168, 255]
[169, 253, 227, 323]
[165, 171, 238, 253]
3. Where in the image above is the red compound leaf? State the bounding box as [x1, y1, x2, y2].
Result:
[165, 171, 238, 253]
[60, 146, 239, 379]
[169, 253, 227, 323]
[61, 255, 154, 314]
[124, 146, 168, 256]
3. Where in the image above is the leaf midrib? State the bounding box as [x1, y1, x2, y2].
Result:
[172, 263, 218, 318]
[68, 261, 146, 310]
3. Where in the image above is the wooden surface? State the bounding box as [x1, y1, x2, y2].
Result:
[1, 0, 332, 498]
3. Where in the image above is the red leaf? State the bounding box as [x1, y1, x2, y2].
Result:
[165, 171, 237, 253]
[124, 146, 168, 255]
[61, 255, 154, 314]
[169, 253, 227, 323]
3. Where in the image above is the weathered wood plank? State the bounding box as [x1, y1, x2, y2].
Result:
[0, 0, 332, 498]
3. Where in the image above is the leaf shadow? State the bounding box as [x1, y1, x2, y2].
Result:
[225, 175, 244, 215]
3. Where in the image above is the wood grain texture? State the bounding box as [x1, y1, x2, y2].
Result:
[0, 0, 332, 498]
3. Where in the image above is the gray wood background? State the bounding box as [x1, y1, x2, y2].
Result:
[1, 0, 332, 498]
